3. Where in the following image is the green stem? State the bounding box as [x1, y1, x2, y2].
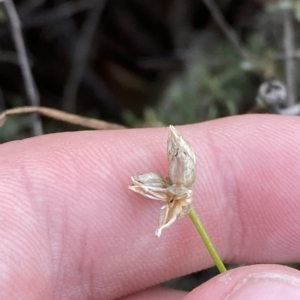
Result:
[189, 206, 227, 273]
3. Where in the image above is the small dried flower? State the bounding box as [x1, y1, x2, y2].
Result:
[129, 125, 197, 237]
[168, 125, 196, 188]
[129, 172, 169, 201]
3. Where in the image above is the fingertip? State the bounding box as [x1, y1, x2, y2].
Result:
[184, 265, 300, 300]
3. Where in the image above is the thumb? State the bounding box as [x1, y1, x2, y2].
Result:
[184, 265, 300, 300]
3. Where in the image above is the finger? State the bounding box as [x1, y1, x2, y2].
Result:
[184, 264, 300, 300]
[1, 115, 300, 299]
[121, 287, 186, 300]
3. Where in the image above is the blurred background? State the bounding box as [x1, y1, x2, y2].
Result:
[0, 0, 299, 291]
[0, 0, 299, 141]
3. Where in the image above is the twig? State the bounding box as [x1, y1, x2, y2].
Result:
[62, 0, 106, 112]
[283, 9, 296, 106]
[201, 0, 251, 60]
[0, 106, 125, 130]
[2, 0, 43, 136]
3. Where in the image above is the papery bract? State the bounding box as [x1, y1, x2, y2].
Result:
[155, 184, 193, 237]
[129, 172, 168, 201]
[167, 125, 196, 188]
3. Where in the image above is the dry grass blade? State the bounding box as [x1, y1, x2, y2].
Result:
[0, 106, 125, 130]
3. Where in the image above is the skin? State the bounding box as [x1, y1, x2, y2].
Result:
[1, 114, 300, 299]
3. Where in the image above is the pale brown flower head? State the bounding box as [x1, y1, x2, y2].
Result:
[129, 126, 196, 237]
[129, 172, 169, 201]
[156, 184, 193, 237]
[168, 125, 196, 188]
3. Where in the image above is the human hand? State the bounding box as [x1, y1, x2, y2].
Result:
[1, 115, 300, 299]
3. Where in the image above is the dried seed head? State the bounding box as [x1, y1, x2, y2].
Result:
[131, 172, 167, 188]
[258, 79, 287, 107]
[129, 125, 197, 237]
[167, 125, 196, 188]
[155, 185, 193, 237]
[156, 203, 191, 237]
[129, 172, 168, 201]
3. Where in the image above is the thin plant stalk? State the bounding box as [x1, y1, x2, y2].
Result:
[189, 206, 227, 273]
[3, 0, 43, 136]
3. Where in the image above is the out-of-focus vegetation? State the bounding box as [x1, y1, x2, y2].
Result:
[0, 0, 299, 134]
[123, 1, 300, 127]
[156, 40, 261, 125]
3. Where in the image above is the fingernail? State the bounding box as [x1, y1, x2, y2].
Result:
[226, 272, 300, 300]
